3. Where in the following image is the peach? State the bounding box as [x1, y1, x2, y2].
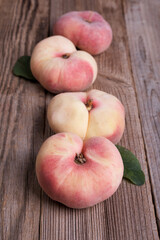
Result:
[53, 11, 112, 55]
[47, 89, 125, 144]
[30, 36, 97, 93]
[36, 132, 124, 208]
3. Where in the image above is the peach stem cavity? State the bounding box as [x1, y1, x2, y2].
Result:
[62, 54, 70, 59]
[85, 99, 93, 111]
[74, 153, 86, 165]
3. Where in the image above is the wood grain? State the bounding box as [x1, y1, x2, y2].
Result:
[123, 0, 160, 232]
[0, 0, 49, 239]
[0, 0, 159, 239]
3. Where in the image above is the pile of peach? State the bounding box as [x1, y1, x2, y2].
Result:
[32, 11, 125, 209]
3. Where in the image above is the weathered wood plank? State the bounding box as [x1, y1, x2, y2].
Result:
[36, 0, 159, 239]
[0, 0, 49, 239]
[123, 0, 160, 232]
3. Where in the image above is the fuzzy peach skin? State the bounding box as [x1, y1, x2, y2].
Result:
[53, 11, 112, 55]
[36, 132, 124, 209]
[30, 36, 97, 93]
[47, 89, 125, 144]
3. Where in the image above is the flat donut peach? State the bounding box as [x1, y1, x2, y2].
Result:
[36, 132, 124, 208]
[30, 36, 97, 93]
[53, 11, 112, 55]
[47, 89, 125, 144]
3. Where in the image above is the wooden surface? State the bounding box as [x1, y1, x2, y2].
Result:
[0, 0, 159, 239]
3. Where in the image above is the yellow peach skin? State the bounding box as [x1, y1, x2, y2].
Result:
[30, 36, 97, 93]
[36, 132, 124, 208]
[47, 89, 125, 144]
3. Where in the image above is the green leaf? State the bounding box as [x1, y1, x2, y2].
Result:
[116, 145, 145, 186]
[12, 56, 36, 82]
